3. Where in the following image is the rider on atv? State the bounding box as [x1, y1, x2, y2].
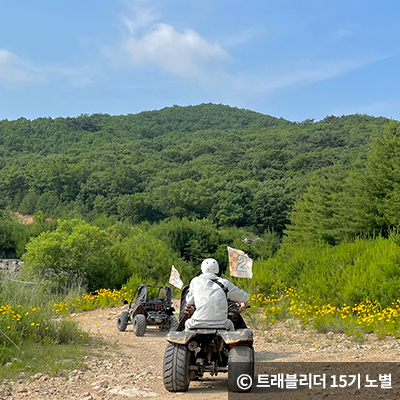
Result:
[184, 258, 249, 331]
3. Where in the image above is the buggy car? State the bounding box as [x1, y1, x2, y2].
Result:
[117, 284, 178, 336]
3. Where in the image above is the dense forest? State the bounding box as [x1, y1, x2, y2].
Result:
[1, 103, 400, 303]
[0, 104, 389, 232]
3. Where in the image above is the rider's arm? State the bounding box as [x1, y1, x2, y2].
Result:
[185, 279, 196, 306]
[185, 280, 196, 316]
[222, 279, 249, 304]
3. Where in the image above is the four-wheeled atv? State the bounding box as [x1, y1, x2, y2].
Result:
[117, 284, 178, 336]
[162, 286, 254, 392]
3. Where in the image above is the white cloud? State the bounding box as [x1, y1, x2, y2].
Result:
[0, 49, 45, 86]
[115, 3, 367, 94]
[113, 0, 231, 78]
[258, 52, 396, 95]
[257, 59, 364, 92]
[122, 5, 158, 35]
[193, 56, 387, 110]
[106, 2, 394, 104]
[194, 59, 364, 102]
[122, 22, 230, 78]
[0, 48, 105, 89]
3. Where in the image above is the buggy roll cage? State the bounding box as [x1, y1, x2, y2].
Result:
[129, 284, 173, 308]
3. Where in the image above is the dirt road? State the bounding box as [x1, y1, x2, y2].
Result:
[1, 305, 400, 399]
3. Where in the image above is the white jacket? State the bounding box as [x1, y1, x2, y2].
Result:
[186, 272, 249, 322]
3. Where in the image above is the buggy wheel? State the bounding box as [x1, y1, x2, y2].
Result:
[228, 346, 254, 392]
[133, 314, 147, 336]
[163, 343, 191, 392]
[117, 311, 129, 332]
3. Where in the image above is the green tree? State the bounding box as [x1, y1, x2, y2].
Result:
[23, 219, 116, 291]
[148, 217, 220, 264]
[117, 193, 164, 224]
[285, 164, 361, 245]
[362, 120, 400, 232]
[0, 210, 26, 258]
[18, 190, 39, 215]
[36, 192, 59, 215]
[119, 228, 190, 283]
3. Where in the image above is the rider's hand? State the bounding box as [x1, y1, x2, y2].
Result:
[185, 304, 195, 315]
[240, 301, 250, 310]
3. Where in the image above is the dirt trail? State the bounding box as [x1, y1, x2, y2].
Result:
[1, 305, 400, 399]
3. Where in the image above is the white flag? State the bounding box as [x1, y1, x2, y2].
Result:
[227, 246, 253, 278]
[169, 265, 184, 289]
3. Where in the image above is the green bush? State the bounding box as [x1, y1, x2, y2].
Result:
[23, 219, 122, 291]
[252, 237, 400, 307]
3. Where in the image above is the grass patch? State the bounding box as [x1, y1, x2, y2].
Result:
[0, 342, 97, 379]
[312, 314, 365, 342]
[312, 314, 346, 334]
[0, 278, 100, 376]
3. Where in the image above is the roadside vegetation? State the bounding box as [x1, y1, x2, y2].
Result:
[0, 280, 95, 378]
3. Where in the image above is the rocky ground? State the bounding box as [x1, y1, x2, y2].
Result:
[1, 305, 399, 400]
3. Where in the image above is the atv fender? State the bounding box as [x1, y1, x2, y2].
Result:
[165, 330, 198, 345]
[217, 328, 253, 345]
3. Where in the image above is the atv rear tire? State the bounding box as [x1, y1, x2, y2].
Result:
[228, 346, 254, 392]
[169, 315, 178, 330]
[163, 343, 191, 392]
[117, 311, 129, 332]
[133, 314, 147, 336]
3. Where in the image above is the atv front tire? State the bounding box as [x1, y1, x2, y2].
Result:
[133, 314, 147, 336]
[117, 311, 129, 332]
[227, 346, 254, 392]
[163, 343, 191, 392]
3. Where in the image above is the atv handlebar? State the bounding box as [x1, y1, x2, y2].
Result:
[228, 301, 250, 314]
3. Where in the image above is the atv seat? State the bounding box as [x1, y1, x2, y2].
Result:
[188, 323, 229, 330]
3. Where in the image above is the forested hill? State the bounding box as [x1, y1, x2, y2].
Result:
[0, 103, 390, 235]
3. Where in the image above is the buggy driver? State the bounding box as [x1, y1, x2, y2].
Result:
[184, 258, 249, 331]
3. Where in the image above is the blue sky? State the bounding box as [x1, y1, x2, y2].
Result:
[1, 0, 400, 122]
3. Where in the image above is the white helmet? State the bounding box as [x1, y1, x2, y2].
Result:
[201, 258, 219, 274]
